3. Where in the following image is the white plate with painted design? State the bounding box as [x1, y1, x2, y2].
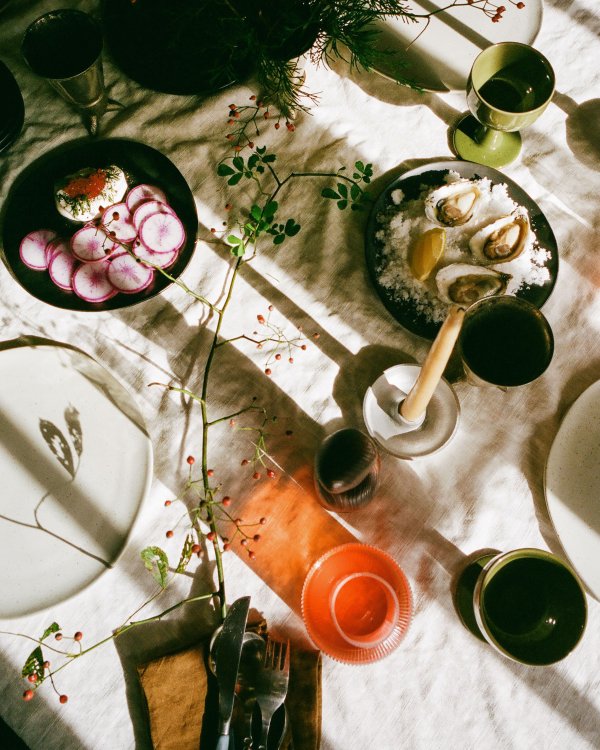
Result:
[0, 339, 153, 618]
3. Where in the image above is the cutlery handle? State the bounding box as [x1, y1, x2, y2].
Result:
[216, 734, 231, 750]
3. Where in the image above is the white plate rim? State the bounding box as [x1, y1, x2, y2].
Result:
[544, 379, 600, 601]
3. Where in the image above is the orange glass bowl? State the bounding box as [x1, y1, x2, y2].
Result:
[301, 542, 412, 664]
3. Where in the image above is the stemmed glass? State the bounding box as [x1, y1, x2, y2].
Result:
[452, 42, 555, 168]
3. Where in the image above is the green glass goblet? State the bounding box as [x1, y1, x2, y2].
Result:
[453, 42, 555, 168]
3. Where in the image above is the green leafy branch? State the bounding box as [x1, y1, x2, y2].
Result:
[9, 97, 377, 705]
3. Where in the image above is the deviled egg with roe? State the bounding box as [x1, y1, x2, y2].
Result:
[54, 165, 127, 223]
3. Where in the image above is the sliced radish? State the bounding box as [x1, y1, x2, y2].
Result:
[132, 199, 175, 231]
[139, 212, 185, 254]
[20, 229, 57, 270]
[133, 238, 179, 269]
[49, 250, 78, 291]
[71, 225, 118, 263]
[45, 237, 71, 266]
[72, 261, 118, 302]
[126, 184, 168, 213]
[102, 203, 137, 243]
[107, 252, 154, 293]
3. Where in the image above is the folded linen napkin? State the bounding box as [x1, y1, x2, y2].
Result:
[137, 623, 321, 750]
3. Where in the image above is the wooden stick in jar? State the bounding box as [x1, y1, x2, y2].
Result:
[400, 305, 465, 423]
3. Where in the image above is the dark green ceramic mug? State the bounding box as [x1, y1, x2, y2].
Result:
[453, 42, 555, 168]
[473, 548, 587, 665]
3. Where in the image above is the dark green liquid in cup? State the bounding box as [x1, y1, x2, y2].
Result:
[481, 557, 586, 664]
[479, 59, 554, 113]
[460, 300, 552, 387]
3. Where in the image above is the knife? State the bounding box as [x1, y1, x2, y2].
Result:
[215, 596, 251, 750]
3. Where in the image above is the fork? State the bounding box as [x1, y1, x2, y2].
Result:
[254, 638, 290, 750]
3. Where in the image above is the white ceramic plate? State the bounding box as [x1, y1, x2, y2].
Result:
[545, 380, 600, 601]
[370, 0, 543, 92]
[0, 340, 153, 618]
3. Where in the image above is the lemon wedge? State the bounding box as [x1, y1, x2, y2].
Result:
[409, 228, 446, 281]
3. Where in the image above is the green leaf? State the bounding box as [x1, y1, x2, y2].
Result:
[337, 183, 348, 198]
[248, 154, 259, 169]
[22, 647, 44, 680]
[233, 156, 244, 172]
[273, 234, 286, 245]
[141, 546, 169, 589]
[217, 163, 235, 176]
[362, 176, 371, 184]
[364, 163, 374, 176]
[230, 242, 246, 257]
[40, 623, 60, 642]
[262, 153, 276, 163]
[321, 188, 339, 200]
[250, 204, 262, 221]
[350, 183, 361, 201]
[352, 173, 360, 180]
[337, 199, 348, 210]
[355, 160, 365, 172]
[256, 146, 266, 155]
[244, 223, 255, 237]
[256, 165, 265, 174]
[176, 534, 194, 573]
[227, 234, 242, 245]
[227, 173, 243, 186]
[284, 219, 301, 236]
[263, 200, 278, 220]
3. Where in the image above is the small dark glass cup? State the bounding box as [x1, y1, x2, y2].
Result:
[314, 428, 380, 512]
[459, 295, 554, 389]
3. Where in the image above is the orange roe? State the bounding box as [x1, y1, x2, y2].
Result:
[63, 169, 107, 199]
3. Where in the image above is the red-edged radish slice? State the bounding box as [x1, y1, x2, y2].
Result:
[139, 212, 185, 254]
[107, 252, 154, 293]
[48, 250, 78, 292]
[20, 229, 57, 270]
[45, 237, 71, 266]
[133, 238, 179, 269]
[101, 202, 137, 243]
[132, 199, 175, 231]
[71, 225, 118, 263]
[72, 261, 118, 303]
[126, 184, 168, 213]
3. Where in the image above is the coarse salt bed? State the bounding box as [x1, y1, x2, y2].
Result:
[375, 175, 551, 324]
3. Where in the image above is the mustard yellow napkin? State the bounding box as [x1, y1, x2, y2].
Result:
[137, 629, 321, 750]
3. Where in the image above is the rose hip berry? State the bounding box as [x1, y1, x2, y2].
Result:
[187, 455, 195, 465]
[27, 674, 37, 683]
[74, 632, 83, 642]
[207, 469, 214, 477]
[166, 530, 174, 538]
[267, 469, 275, 479]
[253, 471, 261, 480]
[23, 690, 34, 701]
[59, 695, 68, 704]
[191, 544, 201, 554]
[241, 458, 249, 466]
[207, 531, 216, 542]
[260, 517, 267, 525]
[222, 496, 231, 506]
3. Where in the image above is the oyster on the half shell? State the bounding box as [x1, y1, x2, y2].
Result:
[469, 212, 530, 264]
[425, 180, 481, 227]
[436, 263, 511, 305]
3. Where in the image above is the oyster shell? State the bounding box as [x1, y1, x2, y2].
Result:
[425, 180, 481, 227]
[436, 263, 511, 305]
[469, 213, 529, 264]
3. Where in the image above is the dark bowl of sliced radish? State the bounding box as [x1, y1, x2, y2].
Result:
[0, 138, 198, 311]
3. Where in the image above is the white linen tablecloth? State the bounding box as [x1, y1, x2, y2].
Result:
[1, 1, 600, 748]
